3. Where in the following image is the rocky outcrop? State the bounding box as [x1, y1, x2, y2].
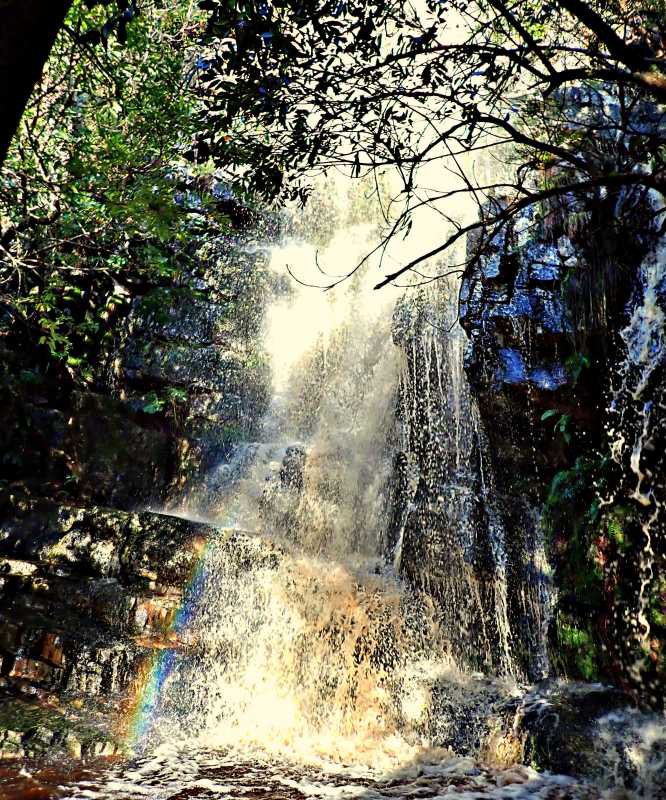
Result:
[484, 680, 665, 794]
[459, 193, 631, 493]
[417, 671, 665, 794]
[0, 696, 120, 760]
[457, 165, 666, 699]
[0, 500, 215, 757]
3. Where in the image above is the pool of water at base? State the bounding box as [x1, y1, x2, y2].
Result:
[0, 746, 610, 800]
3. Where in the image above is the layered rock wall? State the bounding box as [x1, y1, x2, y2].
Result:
[0, 501, 215, 758]
[458, 177, 666, 703]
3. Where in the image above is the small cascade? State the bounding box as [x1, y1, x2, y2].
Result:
[139, 531, 446, 767]
[602, 189, 666, 703]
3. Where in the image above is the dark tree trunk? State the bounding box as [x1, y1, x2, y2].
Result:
[0, 0, 73, 166]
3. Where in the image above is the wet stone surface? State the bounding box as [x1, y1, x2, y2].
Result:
[0, 503, 214, 756]
[0, 696, 121, 762]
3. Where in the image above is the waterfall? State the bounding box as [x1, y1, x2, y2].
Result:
[135, 178, 457, 768]
[603, 189, 666, 701]
[391, 288, 514, 678]
[120, 168, 552, 774]
[27, 163, 665, 800]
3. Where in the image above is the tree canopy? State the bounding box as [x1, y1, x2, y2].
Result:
[2, 0, 666, 355]
[192, 0, 666, 287]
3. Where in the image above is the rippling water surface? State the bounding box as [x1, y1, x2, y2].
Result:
[1, 746, 606, 800]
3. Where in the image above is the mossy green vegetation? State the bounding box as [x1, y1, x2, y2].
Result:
[0, 697, 121, 759]
[556, 620, 599, 681]
[545, 451, 665, 704]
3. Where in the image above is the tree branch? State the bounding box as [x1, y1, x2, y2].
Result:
[373, 171, 661, 290]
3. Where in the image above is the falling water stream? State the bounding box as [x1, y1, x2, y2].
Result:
[5, 178, 665, 799]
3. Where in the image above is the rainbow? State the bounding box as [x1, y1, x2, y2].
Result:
[121, 524, 221, 748]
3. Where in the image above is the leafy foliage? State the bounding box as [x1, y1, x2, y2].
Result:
[0, 0, 213, 386]
[541, 409, 573, 444]
[545, 448, 664, 697]
[141, 387, 188, 419]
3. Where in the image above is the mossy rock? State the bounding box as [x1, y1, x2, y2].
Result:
[0, 697, 121, 760]
[516, 681, 633, 777]
[0, 500, 213, 586]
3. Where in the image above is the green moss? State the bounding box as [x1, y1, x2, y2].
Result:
[559, 623, 590, 649]
[556, 620, 600, 681]
[575, 650, 598, 681]
[650, 577, 666, 630]
[0, 698, 119, 751]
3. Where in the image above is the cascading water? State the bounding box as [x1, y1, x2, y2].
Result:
[19, 177, 665, 800]
[134, 184, 458, 767]
[603, 189, 666, 706]
[390, 286, 519, 680]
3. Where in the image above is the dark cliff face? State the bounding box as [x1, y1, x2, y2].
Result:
[388, 285, 551, 682]
[457, 177, 666, 705]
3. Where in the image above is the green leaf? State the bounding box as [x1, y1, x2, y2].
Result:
[142, 400, 163, 414]
[142, 391, 166, 414]
[166, 387, 188, 403]
[557, 414, 572, 432]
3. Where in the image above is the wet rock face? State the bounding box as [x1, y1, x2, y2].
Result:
[0, 697, 121, 760]
[106, 244, 271, 450]
[0, 502, 215, 755]
[389, 289, 550, 682]
[457, 173, 665, 698]
[65, 392, 173, 509]
[279, 446, 307, 493]
[457, 157, 663, 484]
[461, 201, 601, 490]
